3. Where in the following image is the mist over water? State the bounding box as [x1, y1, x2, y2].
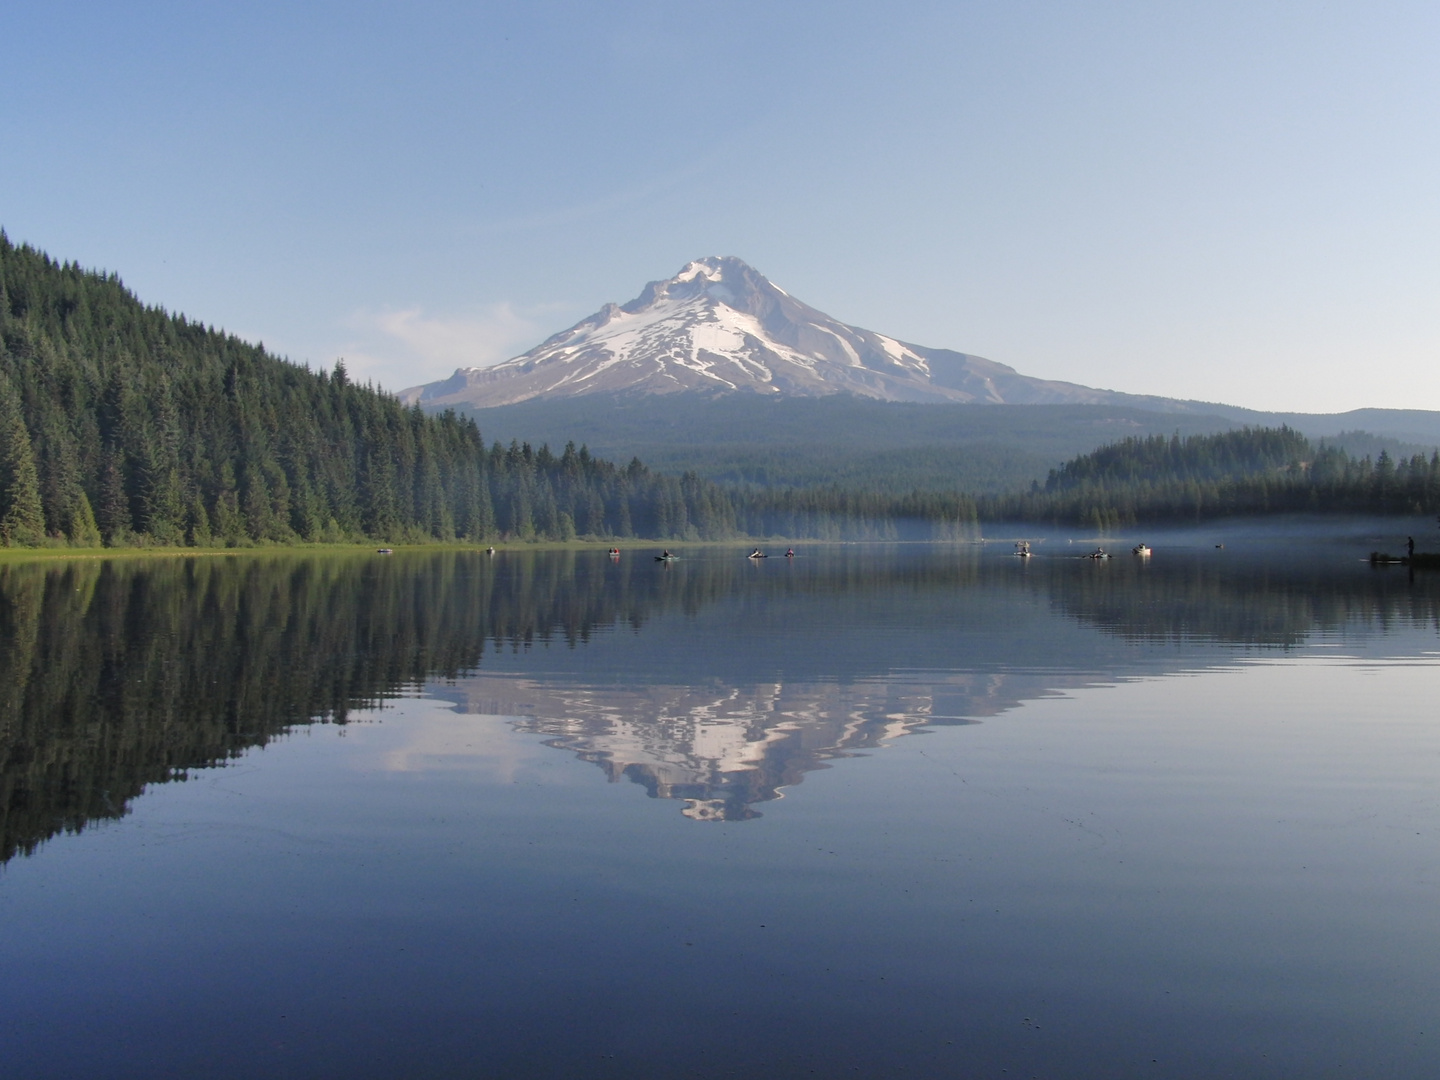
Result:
[1, 540, 1437, 1077]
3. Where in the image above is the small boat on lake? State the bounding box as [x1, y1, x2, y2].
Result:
[655, 550, 678, 562]
[376, 548, 393, 555]
[1132, 544, 1152, 556]
[1086, 547, 1111, 560]
[1014, 541, 1032, 557]
[748, 549, 768, 559]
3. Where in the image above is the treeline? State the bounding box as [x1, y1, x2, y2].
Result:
[1046, 426, 1311, 489]
[5, 236, 1439, 546]
[978, 428, 1440, 529]
[0, 234, 761, 546]
[0, 234, 990, 547]
[0, 235, 988, 547]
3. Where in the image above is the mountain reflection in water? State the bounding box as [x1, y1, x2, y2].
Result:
[2, 544, 1437, 856]
[435, 674, 993, 821]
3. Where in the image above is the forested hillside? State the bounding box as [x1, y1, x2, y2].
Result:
[456, 390, 1437, 495]
[0, 235, 751, 546]
[461, 394, 1251, 493]
[3, 236, 1437, 547]
[979, 428, 1440, 530]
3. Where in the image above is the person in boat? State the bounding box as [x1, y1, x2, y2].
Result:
[662, 549, 672, 559]
[786, 548, 795, 557]
[750, 548, 765, 558]
[609, 548, 620, 557]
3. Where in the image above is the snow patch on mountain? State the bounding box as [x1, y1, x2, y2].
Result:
[401, 256, 1175, 411]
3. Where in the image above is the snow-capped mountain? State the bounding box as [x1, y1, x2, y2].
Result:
[401, 257, 1170, 410]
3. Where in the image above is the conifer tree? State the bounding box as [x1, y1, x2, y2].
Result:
[96, 447, 132, 545]
[0, 372, 45, 545]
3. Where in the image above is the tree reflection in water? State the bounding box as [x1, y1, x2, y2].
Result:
[2, 544, 1436, 856]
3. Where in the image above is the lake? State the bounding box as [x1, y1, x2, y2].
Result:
[2, 536, 1438, 1078]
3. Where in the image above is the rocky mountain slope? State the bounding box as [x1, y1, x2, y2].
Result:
[402, 256, 1200, 411]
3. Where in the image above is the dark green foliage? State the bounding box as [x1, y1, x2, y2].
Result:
[0, 235, 751, 546]
[6, 235, 1435, 545]
[0, 371, 45, 546]
[981, 427, 1440, 527]
[1043, 428, 1312, 491]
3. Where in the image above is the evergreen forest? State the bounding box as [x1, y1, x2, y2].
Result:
[2, 234, 1439, 547]
[0, 234, 751, 547]
[978, 427, 1440, 531]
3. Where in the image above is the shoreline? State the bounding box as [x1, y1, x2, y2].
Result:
[1, 512, 1433, 565]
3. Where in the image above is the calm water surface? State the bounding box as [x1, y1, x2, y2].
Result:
[1, 541, 1438, 1078]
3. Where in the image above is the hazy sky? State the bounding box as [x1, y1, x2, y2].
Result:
[5, 1, 1438, 413]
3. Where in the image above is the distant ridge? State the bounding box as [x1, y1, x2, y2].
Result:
[402, 257, 1440, 487]
[403, 256, 1221, 412]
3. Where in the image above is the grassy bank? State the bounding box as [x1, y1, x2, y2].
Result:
[0, 536, 804, 564]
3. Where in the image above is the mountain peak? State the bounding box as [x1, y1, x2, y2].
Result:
[673, 254, 747, 283]
[621, 256, 778, 318]
[401, 258, 1153, 411]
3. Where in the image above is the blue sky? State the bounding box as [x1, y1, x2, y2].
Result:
[4, 1, 1438, 412]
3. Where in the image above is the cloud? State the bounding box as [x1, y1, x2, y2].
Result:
[336, 301, 557, 392]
